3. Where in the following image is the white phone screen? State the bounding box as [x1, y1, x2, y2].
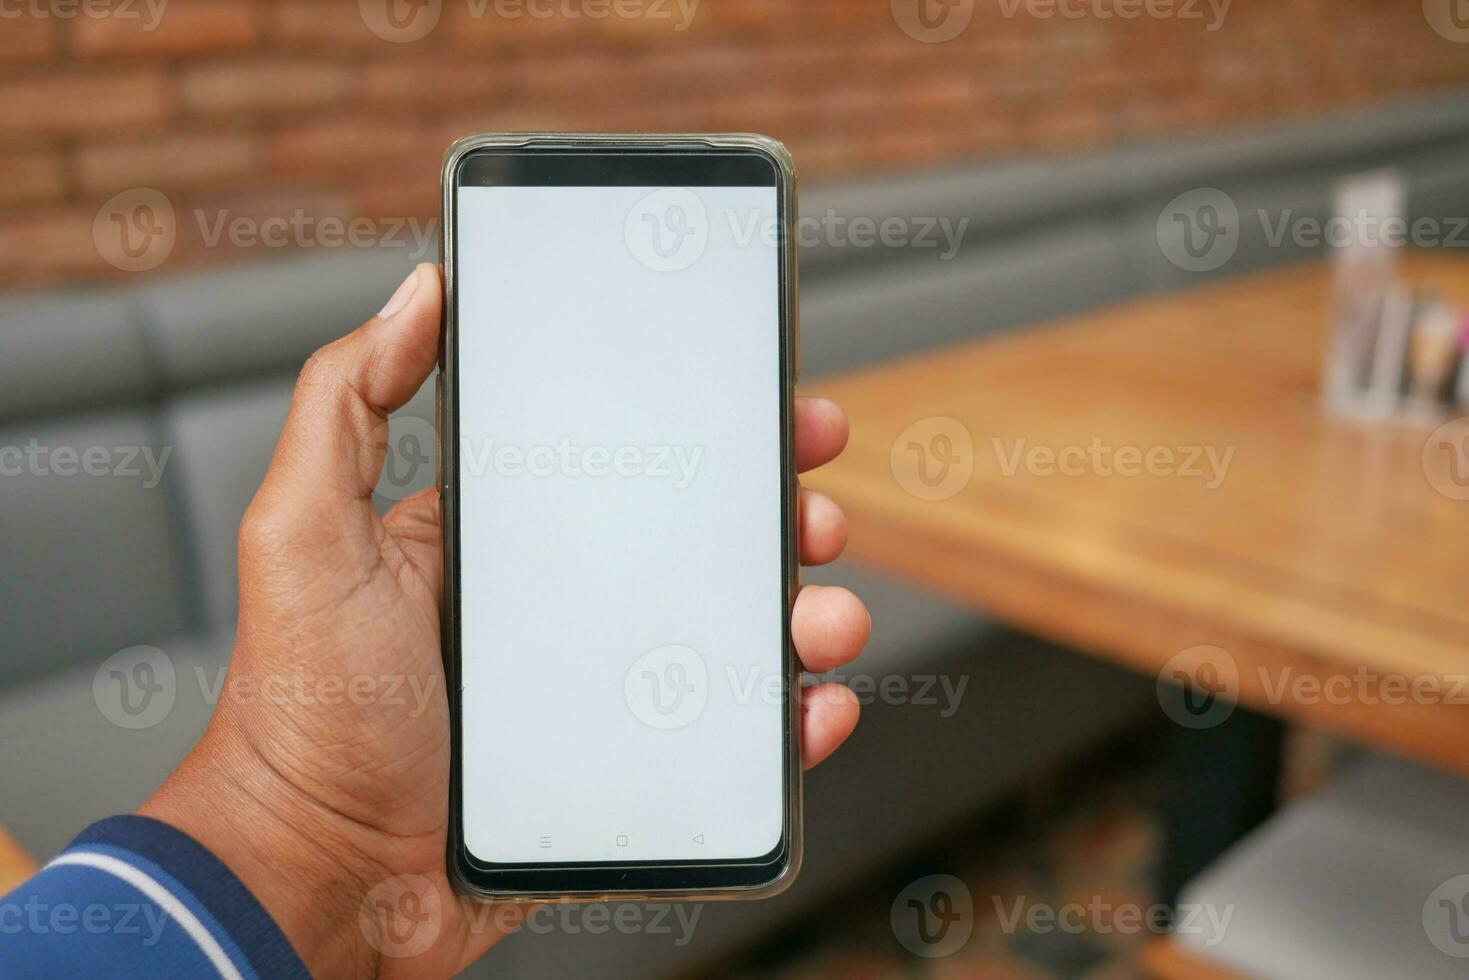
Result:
[456, 177, 786, 865]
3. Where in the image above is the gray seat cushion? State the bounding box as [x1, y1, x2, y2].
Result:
[799, 155, 1132, 278]
[0, 292, 153, 423]
[0, 630, 231, 859]
[137, 245, 428, 388]
[1116, 88, 1469, 193]
[1177, 755, 1469, 980]
[163, 377, 295, 629]
[801, 221, 1134, 377]
[0, 410, 190, 687]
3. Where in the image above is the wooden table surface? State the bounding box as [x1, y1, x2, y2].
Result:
[1140, 937, 1247, 979]
[804, 252, 1469, 774]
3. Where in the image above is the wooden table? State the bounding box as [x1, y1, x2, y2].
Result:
[0, 823, 35, 895]
[804, 251, 1469, 776]
[1141, 937, 1247, 979]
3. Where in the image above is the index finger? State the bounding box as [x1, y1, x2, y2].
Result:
[795, 397, 849, 473]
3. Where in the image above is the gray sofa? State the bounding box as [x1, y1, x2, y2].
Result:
[4, 88, 1469, 977]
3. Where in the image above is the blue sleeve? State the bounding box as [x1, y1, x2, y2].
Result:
[0, 816, 310, 979]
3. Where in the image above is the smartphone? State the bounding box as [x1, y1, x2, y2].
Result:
[439, 134, 800, 902]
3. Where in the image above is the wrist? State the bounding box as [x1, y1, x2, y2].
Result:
[139, 721, 385, 980]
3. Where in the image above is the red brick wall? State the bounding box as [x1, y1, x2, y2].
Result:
[2, 0, 1468, 286]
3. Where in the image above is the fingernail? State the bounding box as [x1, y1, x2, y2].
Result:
[378, 270, 418, 320]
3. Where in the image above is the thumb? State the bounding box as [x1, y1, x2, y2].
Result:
[256, 262, 442, 515]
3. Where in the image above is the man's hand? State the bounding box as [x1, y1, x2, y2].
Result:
[140, 264, 871, 979]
